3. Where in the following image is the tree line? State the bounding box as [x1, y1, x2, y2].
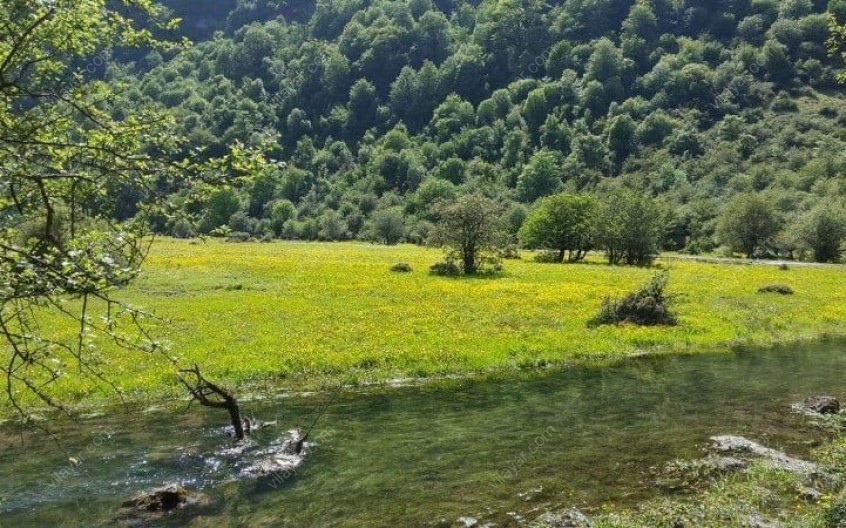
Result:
[430, 186, 846, 277]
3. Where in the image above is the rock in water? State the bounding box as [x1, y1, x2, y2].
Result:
[535, 508, 593, 527]
[794, 396, 840, 415]
[709, 435, 819, 474]
[121, 484, 191, 512]
[238, 429, 310, 479]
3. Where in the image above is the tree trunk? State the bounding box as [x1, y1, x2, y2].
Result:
[179, 365, 247, 441]
[223, 394, 245, 440]
[463, 248, 476, 274]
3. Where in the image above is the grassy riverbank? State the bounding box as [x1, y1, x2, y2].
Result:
[589, 424, 846, 527]
[9, 238, 846, 408]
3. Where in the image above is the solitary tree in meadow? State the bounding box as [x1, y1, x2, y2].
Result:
[430, 194, 507, 274]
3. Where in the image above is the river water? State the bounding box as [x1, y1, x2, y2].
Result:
[2, 341, 844, 526]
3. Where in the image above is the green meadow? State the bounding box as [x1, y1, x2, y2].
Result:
[26, 238, 845, 408]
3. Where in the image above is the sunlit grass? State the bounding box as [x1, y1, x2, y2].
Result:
[15, 238, 846, 406]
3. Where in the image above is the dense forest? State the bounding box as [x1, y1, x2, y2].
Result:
[106, 0, 846, 259]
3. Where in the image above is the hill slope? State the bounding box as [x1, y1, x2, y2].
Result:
[110, 0, 846, 254]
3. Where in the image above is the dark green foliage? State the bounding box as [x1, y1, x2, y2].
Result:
[519, 193, 599, 263]
[390, 262, 413, 273]
[367, 208, 407, 245]
[594, 188, 666, 266]
[757, 284, 794, 294]
[91, 0, 846, 261]
[429, 260, 461, 276]
[590, 271, 678, 327]
[718, 194, 782, 258]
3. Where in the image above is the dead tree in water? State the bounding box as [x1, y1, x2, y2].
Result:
[178, 365, 248, 440]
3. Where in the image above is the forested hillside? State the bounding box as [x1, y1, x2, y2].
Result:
[110, 0, 846, 257]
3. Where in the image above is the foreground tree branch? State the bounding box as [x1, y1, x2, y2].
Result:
[0, 1, 271, 428]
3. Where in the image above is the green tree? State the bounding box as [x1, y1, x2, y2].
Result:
[717, 193, 782, 258]
[367, 208, 407, 245]
[435, 158, 467, 185]
[621, 3, 658, 71]
[0, 0, 239, 418]
[517, 150, 564, 202]
[348, 79, 379, 137]
[519, 194, 599, 262]
[595, 189, 666, 266]
[269, 199, 297, 236]
[431, 195, 507, 274]
[540, 115, 573, 154]
[203, 189, 244, 232]
[797, 202, 846, 262]
[522, 88, 549, 139]
[760, 39, 794, 82]
[607, 115, 638, 167]
[248, 169, 282, 217]
[831, 12, 846, 83]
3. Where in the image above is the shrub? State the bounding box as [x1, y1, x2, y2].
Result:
[171, 218, 196, 239]
[429, 260, 461, 276]
[757, 284, 794, 294]
[590, 271, 677, 327]
[820, 105, 839, 118]
[824, 489, 846, 528]
[228, 211, 254, 233]
[533, 250, 561, 263]
[390, 262, 412, 273]
[771, 92, 798, 112]
[225, 231, 251, 243]
[500, 245, 522, 260]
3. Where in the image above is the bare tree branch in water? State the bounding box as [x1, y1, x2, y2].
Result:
[178, 364, 247, 441]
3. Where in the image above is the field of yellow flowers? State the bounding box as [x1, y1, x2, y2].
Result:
[32, 239, 846, 405]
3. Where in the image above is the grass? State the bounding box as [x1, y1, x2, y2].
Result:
[9, 238, 846, 408]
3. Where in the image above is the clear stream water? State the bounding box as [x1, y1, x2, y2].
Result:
[1, 341, 845, 527]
